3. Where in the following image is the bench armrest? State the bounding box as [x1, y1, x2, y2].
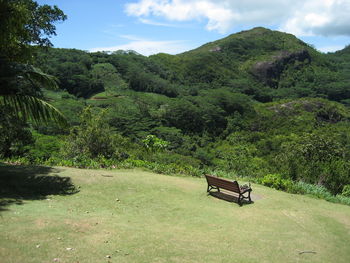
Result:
[240, 187, 252, 194]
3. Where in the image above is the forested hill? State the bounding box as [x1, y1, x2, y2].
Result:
[18, 27, 350, 199]
[36, 27, 349, 103]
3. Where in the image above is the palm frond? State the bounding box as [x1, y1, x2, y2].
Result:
[0, 94, 67, 127]
[24, 65, 59, 90]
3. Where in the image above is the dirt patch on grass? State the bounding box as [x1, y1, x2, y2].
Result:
[35, 219, 49, 228]
[64, 219, 93, 233]
[327, 212, 350, 232]
[252, 193, 264, 201]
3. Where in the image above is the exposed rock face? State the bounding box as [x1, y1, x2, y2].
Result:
[268, 100, 324, 115]
[268, 99, 345, 123]
[251, 50, 311, 88]
[209, 46, 221, 52]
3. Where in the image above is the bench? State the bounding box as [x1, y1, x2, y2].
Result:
[205, 174, 252, 206]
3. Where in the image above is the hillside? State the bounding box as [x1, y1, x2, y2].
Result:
[151, 27, 341, 101]
[1, 166, 350, 263]
[35, 27, 347, 102]
[3, 27, 350, 199]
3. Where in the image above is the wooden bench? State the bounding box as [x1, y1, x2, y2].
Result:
[205, 174, 252, 206]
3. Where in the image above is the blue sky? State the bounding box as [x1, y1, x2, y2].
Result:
[37, 0, 350, 56]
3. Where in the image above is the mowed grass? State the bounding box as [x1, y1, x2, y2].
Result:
[1, 166, 350, 263]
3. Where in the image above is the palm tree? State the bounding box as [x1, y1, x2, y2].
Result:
[0, 0, 67, 127]
[0, 62, 67, 127]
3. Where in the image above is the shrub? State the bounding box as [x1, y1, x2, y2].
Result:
[289, 181, 350, 205]
[61, 107, 129, 161]
[142, 135, 169, 152]
[213, 142, 268, 177]
[335, 195, 350, 206]
[290, 181, 332, 197]
[342, 185, 350, 197]
[277, 130, 350, 195]
[260, 173, 293, 191]
[25, 132, 62, 162]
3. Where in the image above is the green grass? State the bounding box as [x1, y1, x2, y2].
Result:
[1, 165, 350, 263]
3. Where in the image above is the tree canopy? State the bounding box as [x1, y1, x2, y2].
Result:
[0, 0, 67, 126]
[0, 0, 66, 62]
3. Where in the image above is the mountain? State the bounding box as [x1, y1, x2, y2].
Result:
[35, 27, 348, 103]
[150, 27, 342, 102]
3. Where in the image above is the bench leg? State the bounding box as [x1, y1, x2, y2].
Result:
[248, 191, 251, 203]
[207, 185, 217, 193]
[238, 194, 242, 206]
[207, 185, 221, 192]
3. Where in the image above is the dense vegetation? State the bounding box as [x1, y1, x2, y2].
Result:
[1, 2, 350, 204]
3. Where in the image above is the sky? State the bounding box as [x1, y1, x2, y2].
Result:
[37, 0, 350, 56]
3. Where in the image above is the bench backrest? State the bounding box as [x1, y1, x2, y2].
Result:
[205, 174, 240, 193]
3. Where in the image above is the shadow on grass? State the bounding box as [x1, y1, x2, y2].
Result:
[209, 191, 254, 206]
[0, 163, 79, 212]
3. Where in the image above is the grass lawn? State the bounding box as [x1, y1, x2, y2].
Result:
[1, 165, 350, 263]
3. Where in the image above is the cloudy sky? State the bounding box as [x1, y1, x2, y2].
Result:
[37, 0, 350, 56]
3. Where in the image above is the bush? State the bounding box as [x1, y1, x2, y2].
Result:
[289, 181, 350, 205]
[25, 132, 62, 162]
[334, 195, 350, 206]
[342, 185, 350, 197]
[61, 107, 129, 161]
[213, 142, 268, 177]
[279, 132, 350, 194]
[257, 177, 350, 206]
[142, 135, 169, 152]
[290, 181, 332, 197]
[260, 173, 293, 191]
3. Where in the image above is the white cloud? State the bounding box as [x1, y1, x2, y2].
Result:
[138, 18, 180, 27]
[280, 0, 350, 36]
[89, 35, 190, 56]
[125, 0, 238, 33]
[125, 0, 350, 36]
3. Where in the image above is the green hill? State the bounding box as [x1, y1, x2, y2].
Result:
[35, 27, 347, 103]
[149, 27, 338, 101]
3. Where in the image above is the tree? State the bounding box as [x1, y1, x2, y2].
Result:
[0, 62, 67, 125]
[0, 0, 67, 126]
[281, 131, 350, 194]
[0, 0, 66, 62]
[0, 106, 34, 158]
[61, 107, 128, 160]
